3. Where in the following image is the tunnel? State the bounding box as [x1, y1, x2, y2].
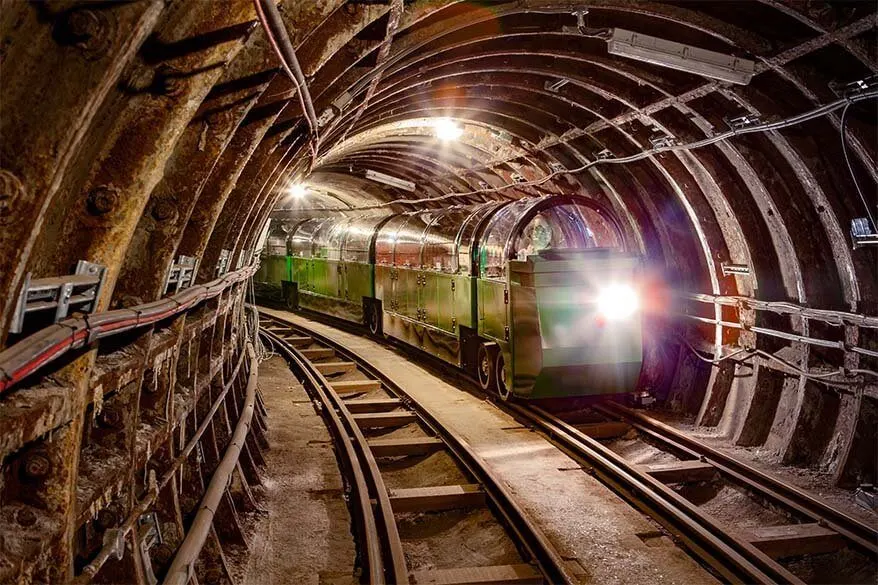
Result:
[0, 1, 876, 584]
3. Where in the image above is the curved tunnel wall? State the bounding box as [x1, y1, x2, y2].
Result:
[0, 4, 876, 575]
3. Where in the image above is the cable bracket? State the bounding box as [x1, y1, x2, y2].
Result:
[724, 113, 761, 131]
[830, 75, 877, 98]
[10, 260, 106, 335]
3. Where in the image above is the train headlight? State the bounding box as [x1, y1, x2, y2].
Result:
[596, 285, 639, 320]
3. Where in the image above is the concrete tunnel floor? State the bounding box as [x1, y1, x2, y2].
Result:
[242, 356, 357, 585]
[252, 308, 719, 585]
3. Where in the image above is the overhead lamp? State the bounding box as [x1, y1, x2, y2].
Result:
[365, 169, 416, 192]
[606, 28, 756, 85]
[433, 118, 463, 141]
[287, 183, 308, 199]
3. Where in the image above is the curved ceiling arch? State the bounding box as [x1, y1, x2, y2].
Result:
[3, 10, 877, 554]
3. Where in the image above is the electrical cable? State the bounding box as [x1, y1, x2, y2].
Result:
[296, 91, 878, 212]
[688, 293, 878, 329]
[840, 101, 876, 231]
[253, 0, 320, 167]
[0, 265, 258, 394]
[755, 348, 878, 382]
[676, 334, 878, 383]
[247, 275, 276, 362]
[677, 334, 755, 365]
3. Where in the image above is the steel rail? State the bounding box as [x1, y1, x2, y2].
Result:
[255, 307, 873, 583]
[260, 312, 574, 585]
[0, 264, 258, 394]
[597, 402, 878, 558]
[164, 342, 260, 585]
[260, 328, 398, 584]
[508, 403, 804, 585]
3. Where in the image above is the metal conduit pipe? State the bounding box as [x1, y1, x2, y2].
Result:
[253, 0, 320, 145]
[680, 313, 878, 362]
[164, 342, 259, 585]
[72, 344, 251, 584]
[73, 483, 162, 585]
[0, 264, 258, 394]
[684, 292, 878, 329]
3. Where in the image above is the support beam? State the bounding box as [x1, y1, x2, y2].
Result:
[299, 347, 335, 360]
[352, 412, 417, 429]
[389, 484, 485, 513]
[638, 460, 718, 484]
[332, 379, 382, 394]
[410, 564, 543, 585]
[314, 361, 358, 375]
[744, 523, 845, 559]
[346, 398, 403, 413]
[368, 436, 444, 456]
[282, 335, 313, 347]
[575, 422, 631, 439]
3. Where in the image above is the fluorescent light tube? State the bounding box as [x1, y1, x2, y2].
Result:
[365, 169, 416, 192]
[607, 28, 755, 85]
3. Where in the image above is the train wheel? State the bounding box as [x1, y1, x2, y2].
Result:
[367, 302, 381, 336]
[496, 354, 511, 401]
[477, 344, 495, 391]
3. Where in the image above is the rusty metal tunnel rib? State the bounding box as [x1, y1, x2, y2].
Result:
[0, 1, 875, 584]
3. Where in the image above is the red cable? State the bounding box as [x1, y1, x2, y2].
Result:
[0, 266, 256, 395]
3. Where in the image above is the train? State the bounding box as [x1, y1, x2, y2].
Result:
[256, 194, 643, 400]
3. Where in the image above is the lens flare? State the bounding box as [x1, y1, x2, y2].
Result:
[287, 183, 308, 199]
[434, 118, 463, 141]
[596, 284, 639, 320]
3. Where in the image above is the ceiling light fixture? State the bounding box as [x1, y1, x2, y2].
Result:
[606, 28, 756, 85]
[433, 118, 463, 141]
[287, 183, 309, 199]
[365, 169, 416, 192]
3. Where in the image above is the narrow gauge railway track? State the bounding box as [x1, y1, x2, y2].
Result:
[598, 402, 878, 559]
[258, 312, 571, 585]
[511, 402, 878, 585]
[256, 305, 876, 585]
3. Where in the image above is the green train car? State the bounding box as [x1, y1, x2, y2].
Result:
[256, 194, 643, 400]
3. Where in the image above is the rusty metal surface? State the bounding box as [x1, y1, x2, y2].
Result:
[112, 28, 280, 306]
[0, 0, 876, 580]
[0, 0, 166, 344]
[191, 121, 298, 283]
[178, 102, 289, 277]
[26, 0, 258, 312]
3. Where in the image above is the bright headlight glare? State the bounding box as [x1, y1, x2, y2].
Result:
[596, 285, 639, 320]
